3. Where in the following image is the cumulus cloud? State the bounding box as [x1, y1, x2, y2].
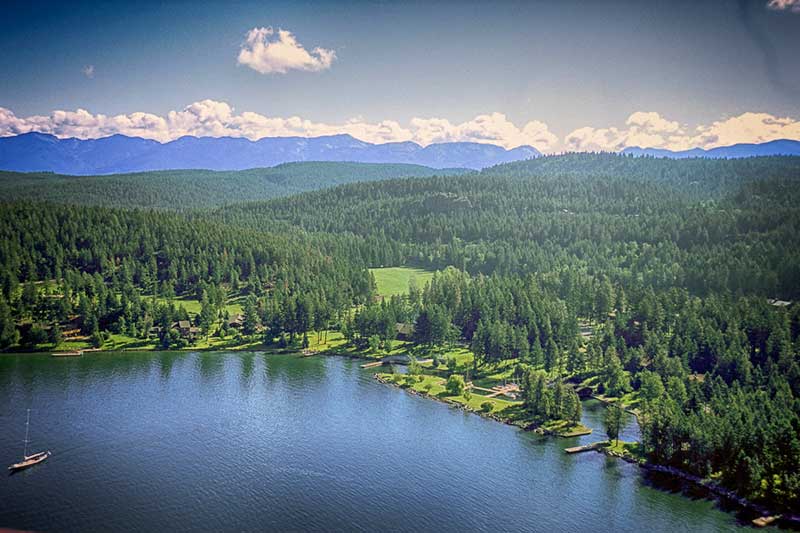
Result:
[564, 111, 800, 152]
[766, 0, 800, 13]
[81, 65, 95, 79]
[689, 112, 800, 148]
[237, 27, 335, 74]
[0, 101, 559, 150]
[2, 103, 798, 153]
[410, 113, 558, 151]
[564, 111, 683, 152]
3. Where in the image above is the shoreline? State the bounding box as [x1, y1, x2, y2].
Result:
[6, 345, 798, 527]
[373, 368, 799, 529]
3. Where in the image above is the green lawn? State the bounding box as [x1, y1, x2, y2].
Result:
[152, 294, 243, 317]
[370, 267, 435, 297]
[540, 419, 592, 437]
[378, 372, 519, 414]
[600, 440, 645, 462]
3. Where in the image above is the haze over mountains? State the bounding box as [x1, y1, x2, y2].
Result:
[0, 132, 539, 174]
[622, 139, 800, 159]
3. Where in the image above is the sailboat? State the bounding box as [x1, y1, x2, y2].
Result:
[8, 409, 50, 472]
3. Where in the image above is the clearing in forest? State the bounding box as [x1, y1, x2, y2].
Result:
[369, 267, 435, 297]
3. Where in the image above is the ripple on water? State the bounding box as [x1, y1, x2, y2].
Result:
[0, 352, 743, 532]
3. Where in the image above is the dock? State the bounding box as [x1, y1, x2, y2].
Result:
[467, 382, 520, 399]
[51, 347, 101, 357]
[565, 442, 603, 454]
[52, 351, 82, 357]
[360, 361, 385, 369]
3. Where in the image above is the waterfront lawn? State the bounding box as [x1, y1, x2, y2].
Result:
[379, 372, 519, 413]
[541, 419, 592, 437]
[369, 266, 435, 297]
[601, 440, 646, 462]
[378, 371, 592, 435]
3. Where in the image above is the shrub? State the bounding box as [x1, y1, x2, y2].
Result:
[446, 374, 466, 395]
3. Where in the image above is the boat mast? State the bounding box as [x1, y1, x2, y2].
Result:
[23, 409, 30, 458]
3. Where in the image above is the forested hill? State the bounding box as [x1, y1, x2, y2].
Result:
[481, 153, 800, 197]
[8, 153, 798, 211]
[0, 161, 468, 209]
[219, 155, 800, 299]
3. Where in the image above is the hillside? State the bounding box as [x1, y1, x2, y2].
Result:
[220, 154, 800, 298]
[480, 152, 800, 197]
[622, 139, 800, 159]
[0, 132, 539, 174]
[0, 161, 468, 209]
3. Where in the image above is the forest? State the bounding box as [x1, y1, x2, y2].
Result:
[0, 162, 467, 210]
[1, 153, 798, 511]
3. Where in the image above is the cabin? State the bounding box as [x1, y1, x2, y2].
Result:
[395, 322, 415, 341]
[172, 320, 200, 339]
[227, 314, 245, 329]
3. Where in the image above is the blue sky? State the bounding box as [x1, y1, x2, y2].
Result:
[1, 0, 799, 152]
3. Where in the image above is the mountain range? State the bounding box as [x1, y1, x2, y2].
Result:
[621, 139, 800, 159]
[2, 133, 798, 175]
[0, 132, 539, 174]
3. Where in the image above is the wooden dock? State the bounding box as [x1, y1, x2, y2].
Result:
[360, 361, 385, 369]
[565, 442, 603, 454]
[51, 347, 101, 357]
[52, 351, 82, 357]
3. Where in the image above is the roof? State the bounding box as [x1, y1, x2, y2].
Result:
[767, 298, 792, 307]
[395, 322, 415, 335]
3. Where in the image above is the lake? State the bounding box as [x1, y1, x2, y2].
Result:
[0, 352, 744, 532]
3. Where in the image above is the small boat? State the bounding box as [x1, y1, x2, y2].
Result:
[8, 409, 50, 472]
[9, 451, 51, 471]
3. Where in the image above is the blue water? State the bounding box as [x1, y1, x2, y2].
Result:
[0, 352, 743, 532]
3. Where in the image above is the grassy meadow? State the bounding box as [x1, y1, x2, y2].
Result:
[370, 267, 435, 297]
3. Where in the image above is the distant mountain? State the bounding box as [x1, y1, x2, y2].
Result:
[0, 161, 470, 210]
[0, 132, 540, 174]
[622, 139, 800, 159]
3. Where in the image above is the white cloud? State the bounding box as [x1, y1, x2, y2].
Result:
[81, 65, 95, 79]
[0, 101, 559, 151]
[767, 0, 800, 13]
[625, 111, 680, 133]
[410, 113, 558, 151]
[237, 27, 335, 74]
[2, 103, 798, 153]
[564, 111, 800, 152]
[688, 112, 800, 148]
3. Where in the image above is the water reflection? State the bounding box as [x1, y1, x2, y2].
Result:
[157, 351, 180, 380]
[239, 352, 255, 390]
[197, 351, 224, 381]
